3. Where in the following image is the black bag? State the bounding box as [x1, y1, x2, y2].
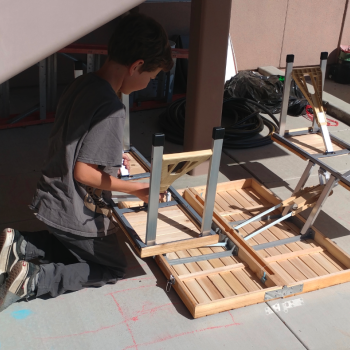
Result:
[224, 71, 308, 116]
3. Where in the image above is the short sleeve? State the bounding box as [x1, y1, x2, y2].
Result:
[77, 110, 125, 167]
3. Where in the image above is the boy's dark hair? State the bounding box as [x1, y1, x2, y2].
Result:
[108, 14, 173, 72]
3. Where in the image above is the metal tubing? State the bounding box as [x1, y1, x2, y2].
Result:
[272, 133, 350, 189]
[122, 94, 131, 151]
[300, 175, 337, 235]
[167, 248, 234, 265]
[130, 146, 151, 170]
[282, 161, 315, 216]
[243, 212, 293, 241]
[9, 104, 39, 124]
[87, 54, 95, 73]
[320, 52, 328, 100]
[234, 203, 282, 229]
[279, 55, 294, 136]
[253, 236, 304, 251]
[314, 149, 349, 158]
[201, 127, 224, 235]
[39, 59, 46, 120]
[0, 80, 10, 119]
[329, 132, 350, 151]
[145, 134, 165, 245]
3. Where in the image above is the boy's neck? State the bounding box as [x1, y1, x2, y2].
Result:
[95, 59, 127, 95]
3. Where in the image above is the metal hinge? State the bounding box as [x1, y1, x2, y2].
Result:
[166, 275, 175, 292]
[264, 284, 304, 301]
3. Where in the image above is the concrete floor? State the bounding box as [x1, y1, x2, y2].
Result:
[1, 86, 350, 349]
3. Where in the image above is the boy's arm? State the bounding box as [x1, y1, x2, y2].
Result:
[74, 161, 150, 202]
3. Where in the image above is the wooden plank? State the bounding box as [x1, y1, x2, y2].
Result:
[176, 250, 223, 300]
[178, 263, 245, 281]
[194, 287, 280, 318]
[184, 188, 284, 287]
[160, 150, 212, 192]
[321, 251, 347, 271]
[156, 254, 209, 307]
[278, 260, 308, 281]
[288, 257, 319, 279]
[232, 269, 262, 292]
[269, 262, 296, 284]
[310, 253, 341, 274]
[186, 249, 237, 298]
[264, 247, 324, 263]
[206, 247, 249, 295]
[139, 234, 219, 258]
[296, 269, 350, 295]
[299, 255, 329, 276]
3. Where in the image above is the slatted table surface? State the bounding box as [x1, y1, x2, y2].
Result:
[190, 179, 350, 286]
[124, 205, 201, 245]
[156, 179, 350, 317]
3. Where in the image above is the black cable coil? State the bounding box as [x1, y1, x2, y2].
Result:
[159, 97, 280, 148]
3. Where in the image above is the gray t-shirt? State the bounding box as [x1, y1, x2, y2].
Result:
[31, 73, 125, 237]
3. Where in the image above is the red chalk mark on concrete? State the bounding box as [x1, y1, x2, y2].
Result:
[111, 294, 139, 350]
[40, 275, 241, 348]
[105, 284, 155, 296]
[122, 313, 241, 350]
[39, 324, 118, 342]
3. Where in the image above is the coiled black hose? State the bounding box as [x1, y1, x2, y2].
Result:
[159, 97, 280, 148]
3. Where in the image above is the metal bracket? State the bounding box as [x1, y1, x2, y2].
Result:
[261, 272, 267, 284]
[166, 239, 238, 265]
[166, 275, 175, 292]
[264, 284, 304, 301]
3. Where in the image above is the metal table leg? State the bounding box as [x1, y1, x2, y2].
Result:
[282, 161, 315, 216]
[300, 175, 338, 235]
[122, 93, 131, 151]
[278, 54, 294, 136]
[201, 127, 225, 236]
[145, 134, 165, 246]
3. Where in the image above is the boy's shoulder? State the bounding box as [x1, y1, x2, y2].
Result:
[63, 73, 124, 117]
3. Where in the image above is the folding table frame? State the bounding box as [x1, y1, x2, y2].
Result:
[278, 52, 350, 158]
[112, 127, 225, 258]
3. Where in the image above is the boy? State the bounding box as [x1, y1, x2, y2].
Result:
[0, 13, 173, 311]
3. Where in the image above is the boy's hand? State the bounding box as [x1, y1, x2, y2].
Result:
[122, 153, 130, 171]
[130, 183, 165, 203]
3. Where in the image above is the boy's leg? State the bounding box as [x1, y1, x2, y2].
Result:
[36, 226, 127, 297]
[0, 228, 76, 284]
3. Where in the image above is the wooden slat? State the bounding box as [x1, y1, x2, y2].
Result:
[166, 252, 211, 304]
[232, 269, 262, 292]
[270, 262, 296, 284]
[288, 257, 318, 279]
[310, 253, 341, 274]
[207, 248, 249, 295]
[186, 249, 237, 298]
[321, 251, 346, 271]
[299, 255, 329, 276]
[264, 247, 324, 263]
[179, 262, 245, 280]
[176, 250, 223, 300]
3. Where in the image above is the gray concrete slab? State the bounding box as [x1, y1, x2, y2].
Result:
[0, 232, 306, 350]
[267, 282, 350, 350]
[1, 96, 350, 350]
